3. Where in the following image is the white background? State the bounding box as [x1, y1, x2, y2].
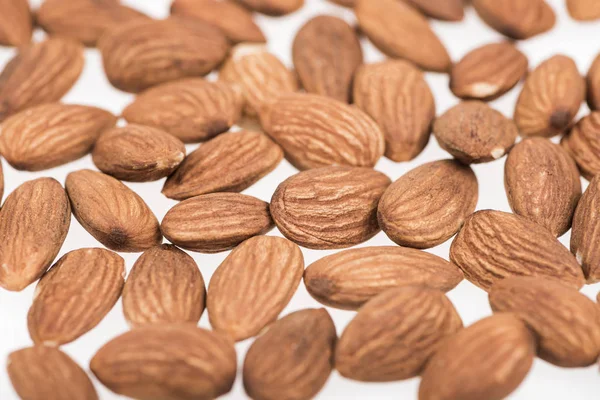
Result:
[1, 0, 600, 398]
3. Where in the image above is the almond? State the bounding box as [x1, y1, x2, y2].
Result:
[235, 0, 304, 16]
[336, 286, 463, 382]
[91, 325, 237, 400]
[122, 244, 206, 327]
[567, 0, 600, 21]
[162, 130, 283, 200]
[571, 175, 600, 283]
[450, 210, 584, 291]
[353, 60, 435, 162]
[587, 53, 600, 110]
[328, 0, 354, 6]
[402, 0, 464, 21]
[0, 0, 32, 47]
[65, 169, 162, 252]
[28, 248, 125, 346]
[505, 137, 581, 237]
[562, 113, 600, 180]
[270, 166, 391, 249]
[0, 178, 70, 292]
[514, 55, 585, 137]
[207, 236, 304, 341]
[243, 309, 336, 400]
[378, 160, 478, 249]
[0, 103, 117, 171]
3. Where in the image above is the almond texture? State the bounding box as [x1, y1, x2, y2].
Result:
[567, 0, 600, 21]
[571, 175, 600, 283]
[0, 0, 32, 47]
[563, 113, 600, 180]
[587, 53, 600, 110]
[235, 0, 304, 16]
[402, 0, 464, 21]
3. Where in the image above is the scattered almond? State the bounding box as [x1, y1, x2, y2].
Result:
[562, 112, 600, 180]
[567, 0, 600, 21]
[402, 0, 464, 21]
[236, 0, 304, 16]
[587, 53, 600, 110]
[0, 0, 32, 47]
[571, 175, 600, 283]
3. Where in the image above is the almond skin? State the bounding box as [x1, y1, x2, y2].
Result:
[0, 178, 70, 292]
[336, 286, 463, 382]
[378, 160, 478, 249]
[65, 169, 162, 252]
[403, 0, 464, 21]
[270, 166, 391, 249]
[450, 210, 585, 291]
[91, 325, 237, 400]
[243, 309, 336, 400]
[28, 248, 125, 346]
[0, 0, 32, 47]
[207, 236, 304, 341]
[235, 0, 304, 16]
[587, 54, 600, 110]
[571, 175, 600, 283]
[562, 113, 600, 180]
[567, 0, 600, 21]
[122, 244, 206, 327]
[162, 131, 283, 200]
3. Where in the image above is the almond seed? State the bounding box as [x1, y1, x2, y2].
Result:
[562, 113, 600, 180]
[567, 0, 600, 21]
[587, 53, 600, 110]
[403, 0, 464, 21]
[236, 0, 304, 16]
[571, 175, 600, 283]
[0, 0, 32, 47]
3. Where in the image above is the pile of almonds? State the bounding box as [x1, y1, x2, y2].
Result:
[2, 0, 600, 399]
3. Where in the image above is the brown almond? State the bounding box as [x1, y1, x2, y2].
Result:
[561, 113, 600, 180]
[587, 53, 600, 110]
[243, 309, 336, 400]
[122, 244, 206, 327]
[571, 175, 600, 283]
[402, 0, 464, 21]
[162, 131, 283, 200]
[567, 0, 600, 21]
[353, 60, 435, 162]
[0, 178, 70, 292]
[65, 169, 162, 252]
[328, 0, 354, 6]
[236, 0, 303, 16]
[28, 248, 125, 346]
[207, 236, 304, 341]
[0, 0, 32, 47]
[450, 210, 584, 291]
[0, 103, 117, 171]
[514, 55, 585, 137]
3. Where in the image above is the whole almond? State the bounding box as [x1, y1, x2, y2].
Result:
[91, 325, 237, 400]
[162, 131, 283, 200]
[567, 0, 600, 21]
[490, 276, 600, 367]
[587, 53, 600, 110]
[562, 112, 600, 180]
[514, 55, 585, 137]
[122, 244, 206, 327]
[28, 248, 125, 346]
[0, 103, 117, 171]
[402, 0, 464, 21]
[336, 286, 463, 382]
[450, 210, 584, 291]
[243, 309, 336, 400]
[0, 178, 70, 292]
[235, 0, 304, 15]
[0, 0, 32, 47]
[378, 160, 478, 249]
[353, 60, 435, 162]
[571, 175, 600, 283]
[419, 314, 535, 400]
[505, 137, 581, 237]
[207, 236, 304, 341]
[65, 169, 162, 252]
[270, 166, 391, 249]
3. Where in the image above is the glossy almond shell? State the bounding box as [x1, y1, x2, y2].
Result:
[0, 0, 32, 47]
[403, 0, 464, 21]
[567, 0, 600, 21]
[571, 175, 600, 283]
[563, 113, 600, 180]
[236, 0, 304, 16]
[587, 54, 600, 110]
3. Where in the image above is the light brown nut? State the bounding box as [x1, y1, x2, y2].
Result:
[8, 346, 98, 400]
[0, 178, 70, 292]
[328, 0, 354, 6]
[587, 54, 600, 110]
[419, 314, 535, 400]
[235, 0, 303, 15]
[243, 309, 336, 400]
[402, 0, 464, 21]
[270, 166, 391, 249]
[490, 276, 600, 367]
[505, 137, 581, 237]
[567, 0, 600, 21]
[355, 0, 451, 72]
[91, 325, 237, 400]
[562, 113, 600, 180]
[450, 42, 528, 101]
[28, 248, 125, 346]
[0, 0, 32, 47]
[122, 244, 206, 327]
[162, 131, 283, 200]
[571, 175, 600, 283]
[336, 286, 463, 382]
[450, 210, 585, 291]
[378, 160, 478, 249]
[353, 60, 435, 162]
[514, 55, 585, 138]
[433, 101, 518, 164]
[65, 169, 162, 252]
[207, 236, 304, 341]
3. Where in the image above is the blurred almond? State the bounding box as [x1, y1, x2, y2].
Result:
[328, 0, 354, 6]
[402, 0, 464, 21]
[567, 0, 600, 21]
[571, 175, 600, 283]
[236, 0, 304, 15]
[562, 112, 600, 180]
[587, 53, 600, 110]
[0, 0, 32, 47]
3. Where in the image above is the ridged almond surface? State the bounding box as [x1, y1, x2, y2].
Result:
[0, 178, 70, 292]
[419, 314, 535, 400]
[65, 169, 162, 252]
[505, 137, 581, 237]
[490, 277, 600, 367]
[336, 286, 463, 382]
[355, 0, 451, 72]
[353, 60, 435, 162]
[378, 160, 478, 249]
[587, 54, 600, 110]
[162, 130, 283, 200]
[0, 103, 117, 171]
[91, 325, 237, 400]
[207, 236, 304, 341]
[28, 248, 125, 346]
[562, 113, 600, 180]
[236, 0, 304, 15]
[270, 167, 391, 249]
[122, 244, 206, 327]
[243, 309, 336, 400]
[402, 0, 464, 21]
[514, 55, 585, 138]
[162, 193, 274, 253]
[571, 175, 600, 283]
[567, 0, 600, 21]
[450, 210, 584, 291]
[0, 0, 32, 47]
